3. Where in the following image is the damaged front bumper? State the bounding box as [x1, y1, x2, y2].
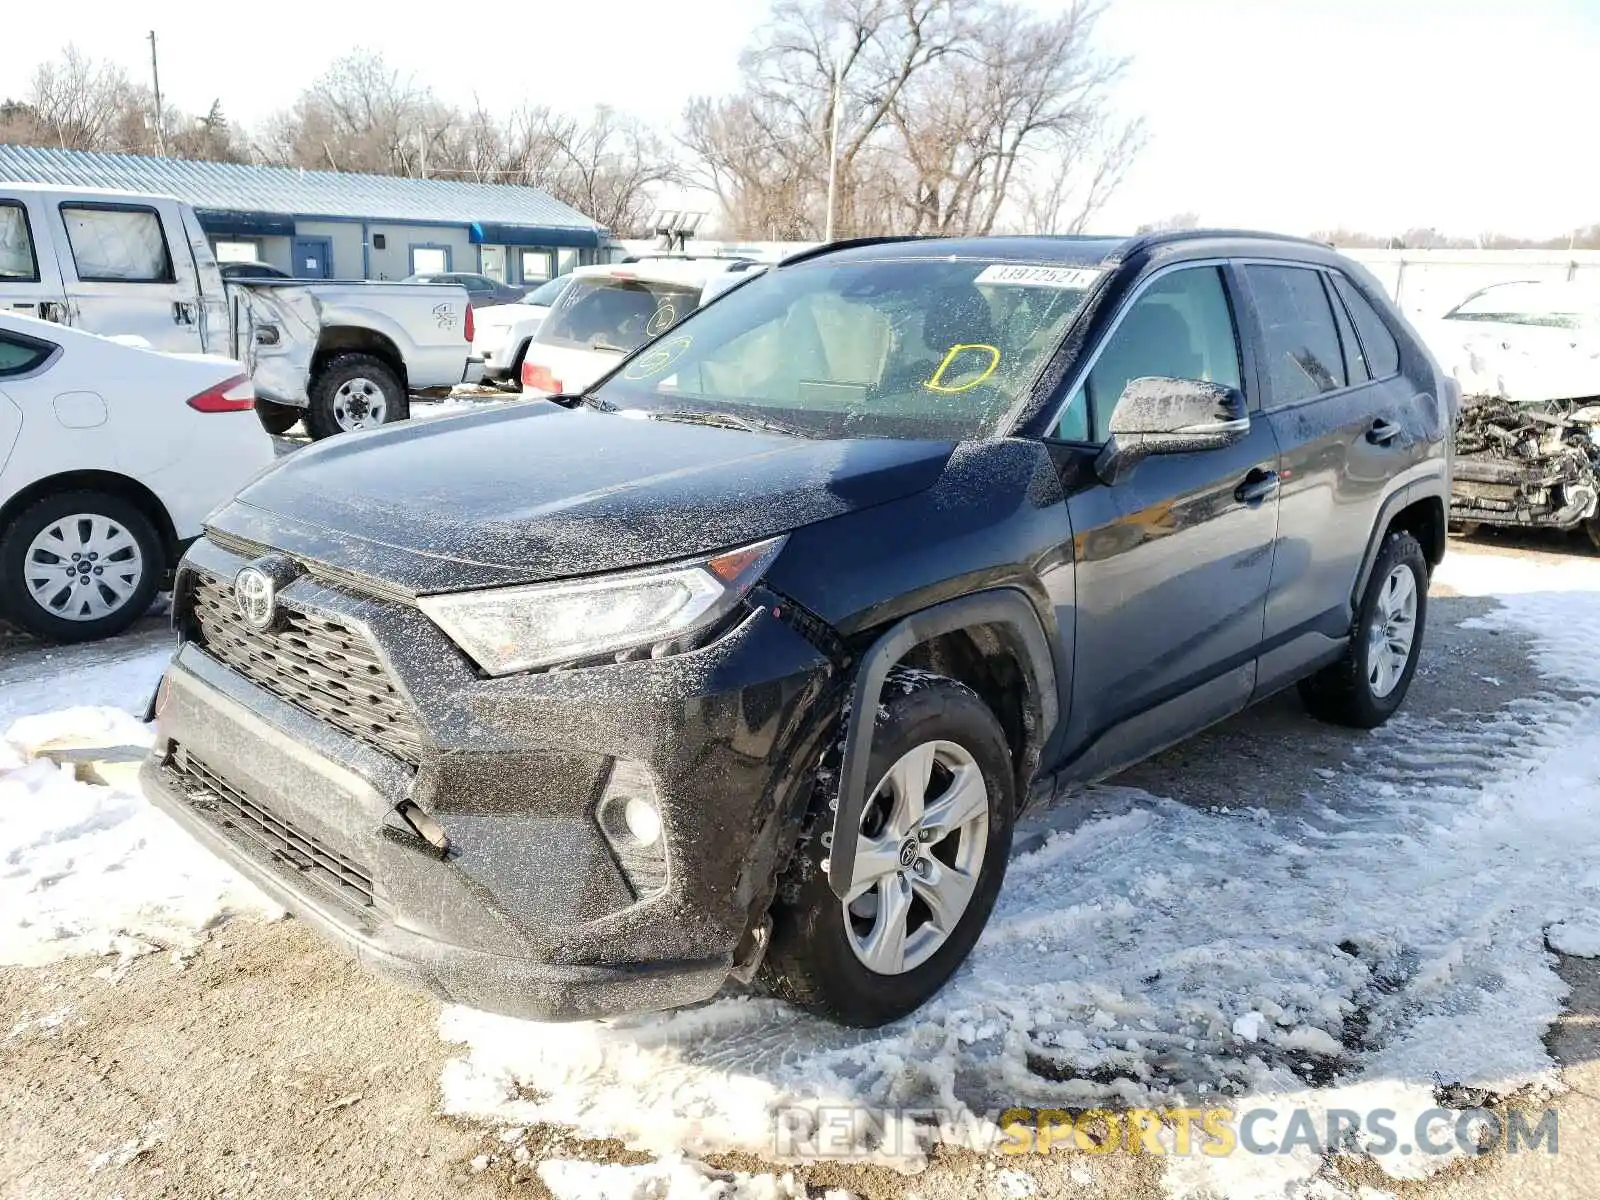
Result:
[140, 536, 840, 1020]
[1452, 396, 1600, 532]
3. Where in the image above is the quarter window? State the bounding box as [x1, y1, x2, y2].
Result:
[0, 331, 56, 376]
[59, 205, 174, 283]
[1331, 273, 1401, 378]
[0, 203, 39, 282]
[1326, 273, 1370, 385]
[1058, 266, 1242, 442]
[1245, 264, 1347, 406]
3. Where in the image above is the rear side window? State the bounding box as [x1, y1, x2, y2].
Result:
[1245, 264, 1346, 406]
[538, 278, 702, 354]
[60, 205, 174, 283]
[1325, 273, 1370, 385]
[1331, 274, 1401, 378]
[0, 203, 39, 282]
[0, 331, 56, 376]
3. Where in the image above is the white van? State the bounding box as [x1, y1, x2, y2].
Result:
[0, 183, 480, 437]
[1, 184, 229, 355]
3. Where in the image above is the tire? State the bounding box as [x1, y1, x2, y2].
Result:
[0, 491, 164, 643]
[1584, 519, 1600, 554]
[1299, 530, 1429, 729]
[305, 353, 408, 440]
[758, 669, 1016, 1027]
[254, 398, 303, 436]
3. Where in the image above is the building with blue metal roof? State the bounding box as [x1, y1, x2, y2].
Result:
[0, 145, 612, 284]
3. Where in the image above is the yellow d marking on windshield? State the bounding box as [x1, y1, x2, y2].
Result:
[923, 344, 1001, 394]
[623, 335, 693, 380]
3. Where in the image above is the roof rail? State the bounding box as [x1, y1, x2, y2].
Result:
[1115, 227, 1329, 260]
[777, 235, 941, 268]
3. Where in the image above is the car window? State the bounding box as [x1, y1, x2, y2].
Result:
[537, 277, 703, 354]
[1326, 272, 1370, 385]
[0, 203, 39, 282]
[523, 277, 569, 307]
[59, 205, 173, 283]
[461, 276, 492, 292]
[1057, 266, 1242, 442]
[1245, 264, 1346, 407]
[1331, 274, 1402, 378]
[592, 258, 1099, 441]
[0, 331, 55, 376]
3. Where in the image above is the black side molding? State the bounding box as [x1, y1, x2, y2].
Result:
[827, 589, 1059, 898]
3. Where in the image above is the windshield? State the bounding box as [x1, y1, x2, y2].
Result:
[590, 258, 1100, 439]
[537, 276, 702, 354]
[522, 276, 570, 307]
[1446, 283, 1600, 330]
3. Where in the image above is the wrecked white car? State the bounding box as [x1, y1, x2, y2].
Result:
[1437, 282, 1600, 541]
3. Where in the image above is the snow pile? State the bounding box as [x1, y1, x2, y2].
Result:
[0, 642, 276, 971]
[538, 1154, 857, 1200]
[440, 550, 1600, 1197]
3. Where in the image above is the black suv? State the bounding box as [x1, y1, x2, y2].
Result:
[142, 232, 1454, 1028]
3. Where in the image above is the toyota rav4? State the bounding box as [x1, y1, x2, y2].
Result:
[142, 231, 1455, 1028]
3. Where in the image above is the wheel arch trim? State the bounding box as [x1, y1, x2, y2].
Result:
[827, 588, 1059, 898]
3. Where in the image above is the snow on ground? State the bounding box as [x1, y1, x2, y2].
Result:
[0, 636, 275, 971]
[537, 1154, 856, 1200]
[440, 550, 1600, 1198]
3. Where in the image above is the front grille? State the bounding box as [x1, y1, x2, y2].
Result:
[188, 571, 422, 767]
[165, 745, 381, 912]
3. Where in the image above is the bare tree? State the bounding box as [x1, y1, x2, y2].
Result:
[683, 0, 1140, 239]
[24, 45, 150, 152]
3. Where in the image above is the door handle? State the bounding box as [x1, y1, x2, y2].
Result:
[10, 302, 36, 313]
[38, 300, 68, 323]
[173, 301, 197, 325]
[1234, 469, 1279, 504]
[1367, 418, 1402, 445]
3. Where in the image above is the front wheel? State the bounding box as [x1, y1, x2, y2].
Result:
[758, 670, 1015, 1027]
[305, 353, 408, 440]
[1299, 530, 1429, 729]
[0, 491, 164, 643]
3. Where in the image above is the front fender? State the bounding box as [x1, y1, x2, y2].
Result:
[826, 588, 1059, 899]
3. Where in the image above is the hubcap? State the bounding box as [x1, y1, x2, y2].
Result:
[1366, 562, 1418, 698]
[332, 377, 387, 430]
[843, 740, 990, 975]
[24, 514, 144, 621]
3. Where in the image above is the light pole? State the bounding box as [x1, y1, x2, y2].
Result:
[148, 31, 166, 156]
[823, 53, 842, 242]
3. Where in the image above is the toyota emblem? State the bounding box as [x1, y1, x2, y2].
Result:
[234, 566, 277, 631]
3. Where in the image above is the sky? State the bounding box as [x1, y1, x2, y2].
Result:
[4, 0, 1597, 239]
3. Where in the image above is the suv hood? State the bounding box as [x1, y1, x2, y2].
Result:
[211, 403, 955, 594]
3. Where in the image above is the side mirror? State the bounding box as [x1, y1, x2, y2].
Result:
[1094, 377, 1249, 485]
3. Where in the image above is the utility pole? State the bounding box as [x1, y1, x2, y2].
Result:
[148, 31, 166, 156]
[823, 54, 842, 242]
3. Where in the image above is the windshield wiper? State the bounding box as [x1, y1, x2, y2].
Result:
[648, 409, 807, 438]
[545, 392, 616, 412]
[590, 339, 630, 353]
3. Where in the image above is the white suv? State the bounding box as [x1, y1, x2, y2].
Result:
[519, 259, 764, 397]
[0, 312, 275, 642]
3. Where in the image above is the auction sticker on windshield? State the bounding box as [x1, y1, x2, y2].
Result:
[974, 264, 1104, 289]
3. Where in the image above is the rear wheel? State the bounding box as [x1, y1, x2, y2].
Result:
[758, 670, 1015, 1027]
[305, 353, 407, 440]
[254, 399, 302, 436]
[0, 491, 163, 643]
[1299, 530, 1429, 729]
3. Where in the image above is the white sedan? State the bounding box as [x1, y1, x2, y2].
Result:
[0, 313, 276, 642]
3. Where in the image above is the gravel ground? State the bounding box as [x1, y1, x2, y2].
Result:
[3, 533, 1598, 1199]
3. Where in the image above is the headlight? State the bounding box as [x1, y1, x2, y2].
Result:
[419, 536, 786, 675]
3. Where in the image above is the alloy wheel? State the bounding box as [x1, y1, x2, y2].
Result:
[842, 740, 990, 975]
[1366, 562, 1418, 698]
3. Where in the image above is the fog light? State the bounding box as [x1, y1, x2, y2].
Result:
[623, 797, 662, 847]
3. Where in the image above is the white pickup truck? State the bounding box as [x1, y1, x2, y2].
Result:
[0, 182, 481, 438]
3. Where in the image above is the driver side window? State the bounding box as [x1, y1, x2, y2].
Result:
[1055, 266, 1242, 442]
